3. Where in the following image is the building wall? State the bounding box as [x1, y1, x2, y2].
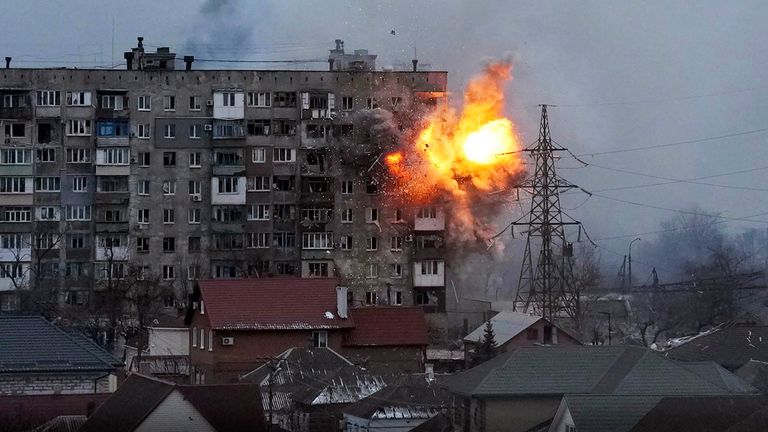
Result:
[341, 345, 425, 373]
[148, 327, 190, 356]
[498, 322, 581, 353]
[0, 372, 114, 395]
[135, 389, 216, 432]
[453, 396, 561, 432]
[0, 67, 448, 322]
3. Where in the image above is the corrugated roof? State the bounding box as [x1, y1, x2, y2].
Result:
[343, 376, 450, 420]
[197, 278, 353, 330]
[463, 311, 541, 345]
[346, 307, 428, 346]
[564, 395, 662, 432]
[664, 325, 768, 370]
[0, 316, 121, 373]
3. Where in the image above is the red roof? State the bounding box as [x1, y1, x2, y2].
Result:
[197, 278, 353, 330]
[346, 307, 428, 346]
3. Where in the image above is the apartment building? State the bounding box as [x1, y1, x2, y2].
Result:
[0, 38, 449, 317]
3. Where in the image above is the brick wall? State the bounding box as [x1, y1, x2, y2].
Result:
[0, 372, 112, 396]
[341, 346, 425, 373]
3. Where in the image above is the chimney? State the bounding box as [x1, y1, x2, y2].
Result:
[4, 57, 10, 69]
[335, 39, 344, 52]
[137, 36, 144, 49]
[425, 363, 435, 382]
[336, 286, 348, 319]
[124, 52, 134, 70]
[184, 55, 195, 71]
[328, 58, 335, 71]
[412, 59, 418, 72]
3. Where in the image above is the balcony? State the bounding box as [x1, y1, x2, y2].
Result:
[96, 245, 129, 262]
[413, 260, 445, 287]
[35, 106, 61, 118]
[96, 136, 130, 147]
[0, 107, 32, 119]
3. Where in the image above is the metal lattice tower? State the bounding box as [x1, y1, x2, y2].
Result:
[512, 105, 582, 320]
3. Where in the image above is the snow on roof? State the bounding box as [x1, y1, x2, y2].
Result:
[463, 310, 541, 345]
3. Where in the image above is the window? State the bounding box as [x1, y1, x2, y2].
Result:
[36, 148, 55, 162]
[273, 119, 296, 135]
[37, 206, 58, 221]
[137, 209, 149, 224]
[251, 147, 266, 163]
[199, 328, 205, 350]
[273, 148, 295, 162]
[340, 235, 352, 250]
[36, 90, 60, 106]
[72, 176, 87, 192]
[164, 124, 176, 139]
[246, 232, 270, 248]
[100, 209, 123, 222]
[4, 123, 25, 138]
[248, 204, 270, 220]
[3, 94, 26, 109]
[37, 124, 52, 143]
[189, 124, 201, 139]
[273, 92, 296, 107]
[312, 331, 328, 348]
[188, 236, 201, 252]
[367, 263, 379, 279]
[136, 237, 149, 253]
[189, 95, 201, 111]
[100, 148, 129, 165]
[247, 119, 271, 136]
[137, 152, 150, 167]
[565, 425, 576, 432]
[308, 262, 329, 277]
[342, 96, 353, 111]
[341, 180, 353, 194]
[366, 208, 378, 223]
[162, 180, 176, 195]
[163, 152, 176, 166]
[163, 209, 175, 224]
[418, 207, 438, 218]
[36, 233, 60, 250]
[217, 177, 239, 194]
[100, 95, 124, 110]
[390, 236, 403, 251]
[272, 232, 296, 248]
[163, 95, 176, 111]
[66, 91, 92, 106]
[192, 327, 197, 347]
[391, 263, 403, 278]
[366, 181, 378, 194]
[188, 264, 200, 280]
[247, 176, 270, 192]
[137, 180, 150, 195]
[248, 92, 271, 107]
[188, 180, 201, 195]
[65, 205, 91, 221]
[302, 232, 332, 250]
[0, 233, 29, 250]
[0, 263, 25, 279]
[1, 149, 31, 165]
[137, 95, 151, 111]
[162, 237, 176, 252]
[214, 151, 243, 166]
[66, 119, 91, 136]
[137, 123, 150, 139]
[188, 208, 201, 224]
[67, 233, 85, 249]
[208, 330, 213, 351]
[340, 208, 353, 223]
[366, 97, 378, 109]
[189, 152, 201, 167]
[212, 206, 243, 223]
[213, 233, 244, 250]
[4, 207, 31, 222]
[0, 177, 26, 194]
[162, 265, 175, 280]
[222, 92, 236, 106]
[366, 236, 378, 251]
[365, 291, 377, 304]
[421, 260, 441, 275]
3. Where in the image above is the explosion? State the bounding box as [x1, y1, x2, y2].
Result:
[385, 62, 525, 243]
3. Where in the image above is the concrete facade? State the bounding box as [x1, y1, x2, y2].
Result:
[0, 41, 449, 323]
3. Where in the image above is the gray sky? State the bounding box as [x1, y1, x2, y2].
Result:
[3, 0, 768, 281]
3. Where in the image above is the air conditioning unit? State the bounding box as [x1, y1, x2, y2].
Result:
[405, 235, 413, 242]
[191, 194, 202, 202]
[206, 100, 214, 106]
[222, 337, 234, 346]
[204, 124, 213, 131]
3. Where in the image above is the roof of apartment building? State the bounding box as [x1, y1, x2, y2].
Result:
[0, 316, 122, 373]
[191, 278, 353, 330]
[664, 323, 768, 370]
[628, 395, 768, 432]
[345, 307, 428, 347]
[442, 345, 756, 398]
[79, 374, 266, 432]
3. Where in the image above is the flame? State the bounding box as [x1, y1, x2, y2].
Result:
[385, 62, 524, 242]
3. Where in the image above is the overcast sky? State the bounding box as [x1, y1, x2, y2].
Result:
[3, 0, 768, 284]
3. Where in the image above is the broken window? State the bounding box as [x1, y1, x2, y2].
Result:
[273, 120, 296, 136]
[247, 119, 271, 136]
[366, 180, 378, 194]
[305, 124, 331, 138]
[272, 92, 296, 107]
[333, 124, 354, 138]
[273, 204, 295, 221]
[272, 176, 295, 191]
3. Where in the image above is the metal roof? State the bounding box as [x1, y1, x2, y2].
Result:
[463, 311, 541, 345]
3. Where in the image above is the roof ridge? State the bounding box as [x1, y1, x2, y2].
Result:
[590, 346, 647, 394]
[47, 317, 119, 369]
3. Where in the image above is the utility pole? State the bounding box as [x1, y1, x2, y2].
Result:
[628, 238, 641, 287]
[512, 105, 584, 321]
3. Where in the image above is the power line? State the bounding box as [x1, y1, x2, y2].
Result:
[576, 127, 768, 157]
[194, 58, 326, 64]
[554, 85, 766, 108]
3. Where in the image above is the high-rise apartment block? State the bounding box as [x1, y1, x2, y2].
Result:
[0, 39, 449, 318]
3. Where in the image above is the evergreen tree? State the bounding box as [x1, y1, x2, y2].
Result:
[473, 320, 498, 366]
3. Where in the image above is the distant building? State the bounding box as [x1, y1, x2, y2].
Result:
[78, 373, 266, 432]
[0, 316, 122, 396]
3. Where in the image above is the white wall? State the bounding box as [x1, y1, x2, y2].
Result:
[414, 208, 445, 231]
[212, 91, 245, 120]
[148, 327, 190, 356]
[210, 177, 246, 205]
[135, 389, 217, 432]
[413, 260, 445, 287]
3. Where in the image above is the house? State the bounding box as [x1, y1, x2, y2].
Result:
[548, 395, 663, 432]
[186, 278, 353, 383]
[0, 316, 122, 395]
[664, 321, 768, 371]
[441, 345, 757, 432]
[127, 315, 190, 382]
[735, 360, 768, 394]
[241, 347, 387, 432]
[78, 373, 266, 432]
[343, 376, 450, 432]
[343, 307, 429, 372]
[628, 395, 768, 432]
[462, 311, 580, 364]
